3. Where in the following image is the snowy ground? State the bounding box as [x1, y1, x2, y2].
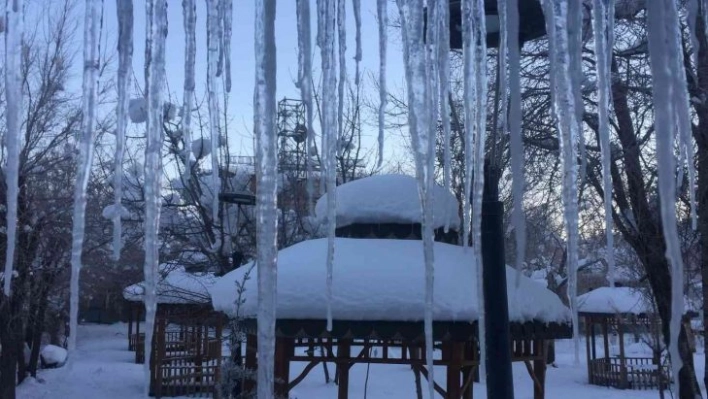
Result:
[16, 323, 707, 399]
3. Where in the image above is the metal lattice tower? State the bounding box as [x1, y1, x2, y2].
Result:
[277, 98, 317, 179]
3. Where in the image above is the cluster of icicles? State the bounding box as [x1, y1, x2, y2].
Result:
[0, 0, 697, 397]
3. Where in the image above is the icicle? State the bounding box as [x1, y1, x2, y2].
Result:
[646, 0, 690, 387]
[337, 0, 346, 156]
[395, 1, 439, 396]
[688, 0, 701, 74]
[436, 0, 452, 202]
[318, 0, 338, 332]
[112, 0, 133, 262]
[470, 0, 489, 382]
[505, 0, 526, 289]
[68, 0, 100, 359]
[296, 0, 315, 215]
[2, 0, 24, 296]
[568, 0, 586, 183]
[222, 0, 233, 92]
[543, 0, 581, 366]
[462, 0, 475, 252]
[254, 1, 278, 397]
[182, 0, 196, 169]
[142, 0, 168, 394]
[376, 0, 387, 167]
[206, 0, 221, 224]
[352, 0, 362, 86]
[592, 0, 616, 287]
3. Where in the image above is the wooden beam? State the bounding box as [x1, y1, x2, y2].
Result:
[533, 340, 547, 399]
[288, 361, 321, 391]
[243, 334, 257, 394]
[274, 337, 292, 397]
[337, 340, 352, 399]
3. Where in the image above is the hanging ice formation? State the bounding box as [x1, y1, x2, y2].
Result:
[376, 0, 387, 167]
[142, 0, 168, 393]
[254, 0, 278, 397]
[591, 0, 616, 287]
[2, 0, 24, 296]
[222, 0, 233, 93]
[182, 0, 196, 170]
[504, 0, 527, 289]
[295, 0, 315, 214]
[68, 0, 100, 358]
[435, 0, 452, 214]
[113, 0, 134, 262]
[206, 0, 221, 225]
[568, 0, 586, 183]
[542, 0, 581, 365]
[394, 1, 441, 396]
[318, 0, 338, 332]
[337, 0, 346, 155]
[353, 0, 362, 86]
[645, 0, 688, 388]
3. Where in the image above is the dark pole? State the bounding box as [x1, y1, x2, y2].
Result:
[481, 161, 514, 399]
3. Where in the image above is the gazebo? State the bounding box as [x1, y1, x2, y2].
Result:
[578, 286, 695, 390]
[210, 174, 572, 399]
[123, 262, 225, 397]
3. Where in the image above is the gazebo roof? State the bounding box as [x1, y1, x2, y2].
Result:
[315, 174, 461, 231]
[577, 286, 653, 315]
[123, 263, 217, 305]
[210, 238, 571, 327]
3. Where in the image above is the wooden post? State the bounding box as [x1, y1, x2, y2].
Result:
[533, 340, 547, 399]
[274, 337, 292, 397]
[617, 319, 627, 388]
[602, 318, 610, 360]
[585, 316, 593, 384]
[444, 341, 463, 399]
[244, 334, 258, 394]
[128, 303, 134, 350]
[337, 340, 352, 399]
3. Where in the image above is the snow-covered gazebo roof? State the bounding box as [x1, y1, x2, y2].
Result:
[123, 263, 217, 305]
[314, 174, 460, 230]
[577, 286, 653, 315]
[210, 238, 570, 326]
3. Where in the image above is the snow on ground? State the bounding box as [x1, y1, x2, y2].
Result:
[16, 323, 707, 398]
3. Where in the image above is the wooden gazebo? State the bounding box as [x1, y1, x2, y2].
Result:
[210, 174, 572, 399]
[124, 263, 225, 397]
[578, 286, 694, 390]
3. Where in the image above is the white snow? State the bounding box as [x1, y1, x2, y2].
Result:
[211, 238, 570, 323]
[40, 345, 68, 367]
[123, 264, 216, 305]
[314, 174, 461, 230]
[577, 287, 653, 314]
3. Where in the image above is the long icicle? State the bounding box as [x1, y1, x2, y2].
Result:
[206, 0, 221, 224]
[436, 0, 452, 205]
[68, 0, 100, 358]
[182, 0, 197, 169]
[296, 0, 315, 215]
[113, 0, 133, 262]
[471, 0, 489, 382]
[647, 0, 688, 387]
[462, 0, 475, 252]
[337, 0, 346, 156]
[505, 0, 526, 288]
[318, 0, 338, 332]
[2, 0, 24, 296]
[543, 0, 581, 366]
[142, 0, 167, 393]
[352, 0, 362, 86]
[222, 0, 233, 93]
[592, 0, 616, 287]
[568, 0, 586, 183]
[254, 0, 278, 397]
[376, 0, 387, 167]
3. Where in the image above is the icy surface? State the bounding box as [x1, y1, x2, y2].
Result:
[181, 0, 197, 168]
[314, 174, 460, 230]
[295, 0, 315, 212]
[211, 238, 571, 323]
[2, 0, 23, 296]
[68, 0, 100, 358]
[40, 345, 68, 367]
[113, 0, 133, 261]
[206, 0, 221, 223]
[253, 0, 279, 397]
[123, 264, 217, 304]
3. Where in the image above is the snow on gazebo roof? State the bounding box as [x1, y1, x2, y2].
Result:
[210, 238, 570, 324]
[577, 286, 654, 315]
[123, 263, 217, 305]
[315, 174, 461, 230]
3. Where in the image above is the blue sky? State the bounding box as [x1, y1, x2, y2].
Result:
[99, 0, 409, 163]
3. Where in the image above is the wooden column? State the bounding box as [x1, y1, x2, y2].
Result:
[585, 316, 593, 384]
[617, 319, 627, 388]
[533, 340, 547, 399]
[274, 337, 292, 397]
[444, 341, 464, 399]
[127, 303, 134, 350]
[602, 318, 610, 360]
[244, 334, 258, 394]
[337, 340, 352, 399]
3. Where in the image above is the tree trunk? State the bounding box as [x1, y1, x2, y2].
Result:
[0, 300, 19, 399]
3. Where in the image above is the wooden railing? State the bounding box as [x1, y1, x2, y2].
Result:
[588, 357, 669, 389]
[153, 356, 221, 398]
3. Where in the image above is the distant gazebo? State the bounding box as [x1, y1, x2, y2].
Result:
[123, 263, 224, 397]
[578, 286, 695, 390]
[211, 174, 572, 399]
